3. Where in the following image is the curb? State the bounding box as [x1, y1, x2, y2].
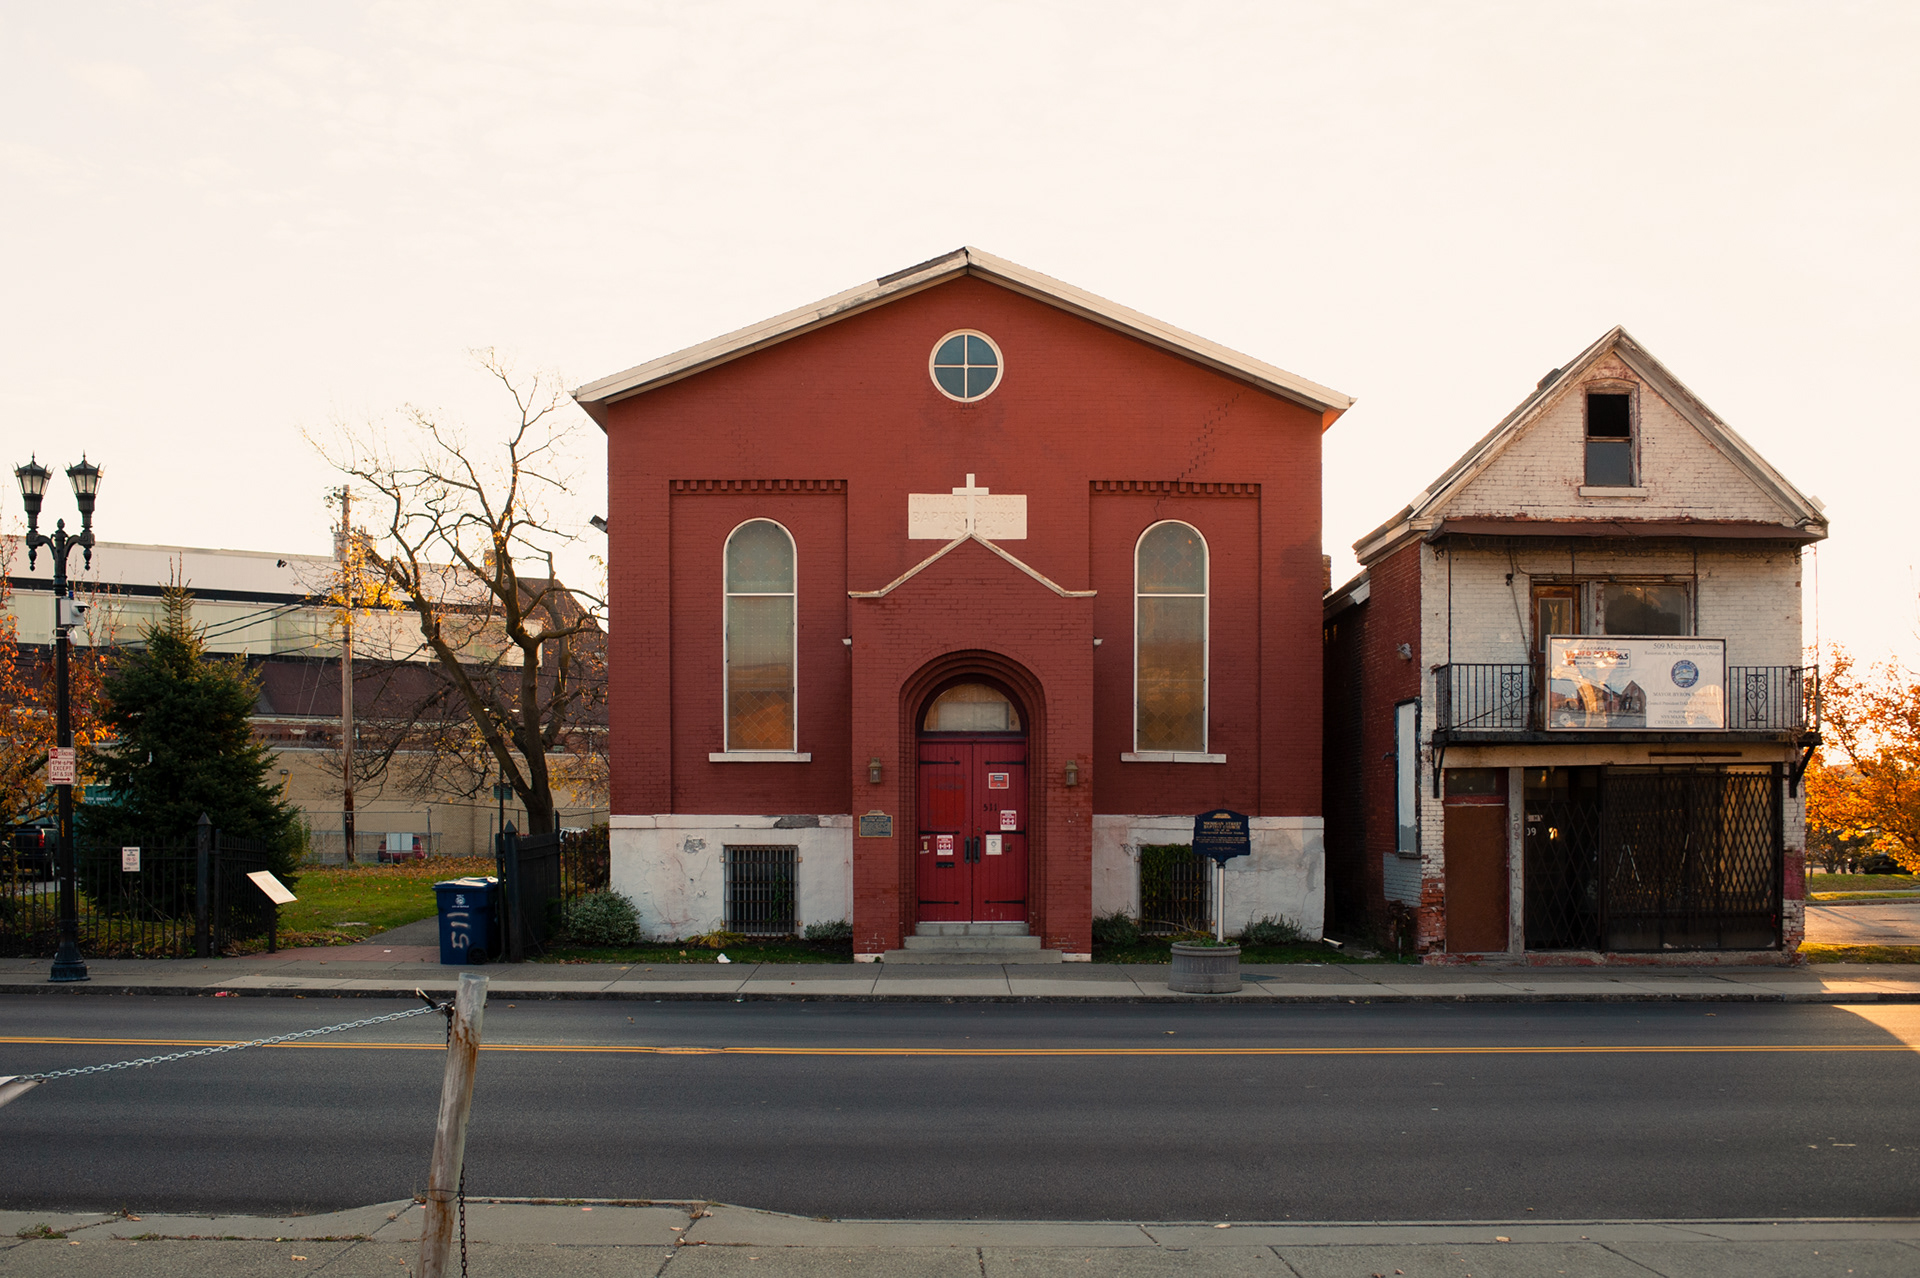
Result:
[5, 981, 1919, 1005]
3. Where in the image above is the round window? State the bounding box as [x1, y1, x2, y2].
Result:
[929, 331, 1002, 402]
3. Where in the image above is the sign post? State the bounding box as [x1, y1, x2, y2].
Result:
[1192, 810, 1251, 942]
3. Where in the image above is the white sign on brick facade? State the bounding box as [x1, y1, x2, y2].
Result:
[908, 473, 1027, 540]
[1546, 636, 1726, 730]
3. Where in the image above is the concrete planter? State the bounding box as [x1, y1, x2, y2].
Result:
[1168, 942, 1242, 993]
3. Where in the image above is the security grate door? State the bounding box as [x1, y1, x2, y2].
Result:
[1525, 767, 1781, 952]
[725, 845, 797, 935]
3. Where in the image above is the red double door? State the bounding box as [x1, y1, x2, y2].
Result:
[915, 738, 1029, 923]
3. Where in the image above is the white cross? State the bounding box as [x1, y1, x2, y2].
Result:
[951, 473, 990, 535]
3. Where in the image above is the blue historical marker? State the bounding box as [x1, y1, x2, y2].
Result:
[1192, 809, 1251, 864]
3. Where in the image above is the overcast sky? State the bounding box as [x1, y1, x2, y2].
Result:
[2, 2, 1913, 662]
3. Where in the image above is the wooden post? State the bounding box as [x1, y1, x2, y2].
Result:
[420, 970, 487, 1278]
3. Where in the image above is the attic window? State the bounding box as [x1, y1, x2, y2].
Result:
[930, 331, 1002, 402]
[1585, 393, 1633, 487]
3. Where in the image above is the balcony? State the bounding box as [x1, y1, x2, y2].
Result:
[1433, 662, 1820, 741]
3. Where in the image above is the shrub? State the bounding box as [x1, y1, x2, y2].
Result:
[1091, 911, 1141, 948]
[1239, 915, 1307, 947]
[560, 890, 643, 947]
[804, 918, 853, 942]
[687, 929, 748, 950]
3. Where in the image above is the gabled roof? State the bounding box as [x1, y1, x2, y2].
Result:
[573, 246, 1354, 424]
[1352, 326, 1829, 565]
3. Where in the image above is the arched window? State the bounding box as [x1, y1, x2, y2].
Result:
[922, 682, 1022, 733]
[724, 519, 796, 752]
[1134, 520, 1208, 753]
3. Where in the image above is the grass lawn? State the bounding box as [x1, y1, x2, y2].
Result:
[1801, 944, 1920, 963]
[1809, 873, 1919, 893]
[277, 855, 496, 947]
[1094, 939, 1412, 964]
[536, 937, 1412, 965]
[538, 938, 855, 964]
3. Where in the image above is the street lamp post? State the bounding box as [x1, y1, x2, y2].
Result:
[15, 455, 101, 984]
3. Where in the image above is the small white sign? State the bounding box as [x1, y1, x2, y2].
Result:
[246, 870, 298, 905]
[121, 846, 141, 872]
[936, 834, 955, 856]
[1000, 809, 1018, 830]
[907, 493, 1028, 540]
[984, 834, 1003, 856]
[47, 748, 75, 786]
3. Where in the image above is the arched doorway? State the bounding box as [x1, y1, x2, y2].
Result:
[914, 680, 1030, 924]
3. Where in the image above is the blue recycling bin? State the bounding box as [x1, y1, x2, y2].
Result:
[434, 877, 497, 965]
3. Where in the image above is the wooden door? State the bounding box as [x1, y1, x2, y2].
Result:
[971, 744, 1028, 922]
[915, 739, 1029, 923]
[1444, 769, 1509, 953]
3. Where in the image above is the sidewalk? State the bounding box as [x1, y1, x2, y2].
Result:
[4, 953, 1919, 1002]
[3, 1199, 1916, 1276]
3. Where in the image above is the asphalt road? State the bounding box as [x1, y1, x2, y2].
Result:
[3, 995, 1917, 1222]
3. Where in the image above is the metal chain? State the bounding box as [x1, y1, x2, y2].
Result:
[458, 1166, 468, 1278]
[15, 1002, 444, 1083]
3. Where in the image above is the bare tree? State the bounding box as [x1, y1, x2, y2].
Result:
[311, 352, 607, 836]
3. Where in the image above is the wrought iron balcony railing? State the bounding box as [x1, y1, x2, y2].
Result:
[1433, 662, 1819, 735]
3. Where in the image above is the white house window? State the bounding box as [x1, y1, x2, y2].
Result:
[930, 331, 1002, 402]
[1585, 392, 1633, 487]
[1134, 520, 1208, 753]
[1598, 581, 1690, 636]
[724, 519, 796, 752]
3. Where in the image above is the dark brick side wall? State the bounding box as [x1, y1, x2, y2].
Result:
[1321, 542, 1424, 940]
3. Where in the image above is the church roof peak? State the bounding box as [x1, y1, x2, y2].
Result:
[573, 246, 1353, 423]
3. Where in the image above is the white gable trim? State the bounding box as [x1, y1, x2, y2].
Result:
[574, 247, 1353, 421]
[847, 533, 1096, 600]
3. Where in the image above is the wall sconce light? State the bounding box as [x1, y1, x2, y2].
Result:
[1063, 760, 1079, 787]
[868, 757, 883, 784]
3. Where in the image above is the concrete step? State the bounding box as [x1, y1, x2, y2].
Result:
[914, 922, 1030, 937]
[901, 934, 1042, 952]
[880, 948, 1064, 965]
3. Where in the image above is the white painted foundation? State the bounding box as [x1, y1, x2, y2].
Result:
[610, 814, 853, 941]
[1091, 814, 1326, 939]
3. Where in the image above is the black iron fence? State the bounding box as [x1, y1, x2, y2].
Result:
[561, 826, 610, 900]
[1436, 662, 1818, 734]
[1138, 843, 1211, 936]
[490, 824, 611, 960]
[1436, 664, 1532, 732]
[725, 845, 797, 935]
[0, 823, 281, 959]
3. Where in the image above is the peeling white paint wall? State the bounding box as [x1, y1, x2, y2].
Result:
[609, 814, 853, 940]
[1091, 814, 1324, 938]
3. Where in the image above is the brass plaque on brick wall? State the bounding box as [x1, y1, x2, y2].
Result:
[858, 811, 894, 838]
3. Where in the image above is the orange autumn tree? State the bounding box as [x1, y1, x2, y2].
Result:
[1813, 645, 1920, 872]
[0, 534, 111, 828]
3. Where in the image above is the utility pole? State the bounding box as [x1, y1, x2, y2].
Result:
[337, 485, 356, 865]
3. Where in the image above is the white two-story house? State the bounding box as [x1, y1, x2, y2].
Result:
[1323, 328, 1825, 963]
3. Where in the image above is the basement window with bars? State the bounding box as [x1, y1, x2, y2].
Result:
[724, 845, 797, 935]
[1137, 843, 1212, 936]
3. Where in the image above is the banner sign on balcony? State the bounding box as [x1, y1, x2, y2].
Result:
[1546, 636, 1725, 730]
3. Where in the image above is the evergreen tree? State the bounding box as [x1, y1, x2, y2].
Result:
[80, 585, 301, 876]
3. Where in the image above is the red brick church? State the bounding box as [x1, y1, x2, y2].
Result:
[574, 248, 1351, 960]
